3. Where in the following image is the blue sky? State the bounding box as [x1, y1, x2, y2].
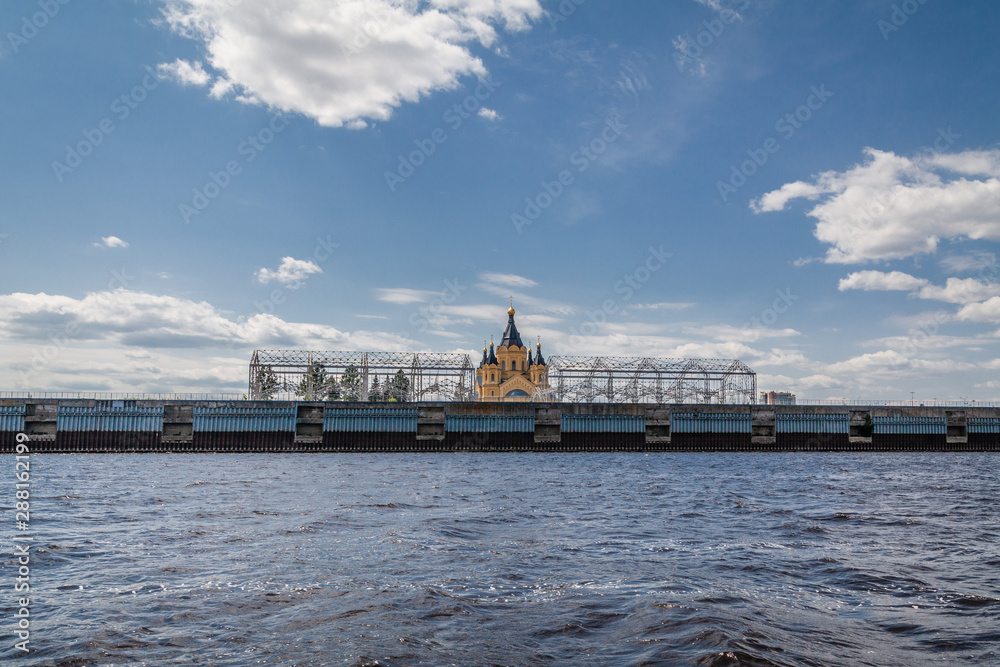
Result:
[2, 0, 1000, 400]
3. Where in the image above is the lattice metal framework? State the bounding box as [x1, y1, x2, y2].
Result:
[538, 355, 756, 404]
[249, 350, 476, 401]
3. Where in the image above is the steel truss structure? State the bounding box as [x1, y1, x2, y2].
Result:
[539, 356, 757, 404]
[249, 350, 476, 401]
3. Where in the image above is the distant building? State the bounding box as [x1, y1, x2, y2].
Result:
[760, 391, 796, 405]
[475, 301, 549, 401]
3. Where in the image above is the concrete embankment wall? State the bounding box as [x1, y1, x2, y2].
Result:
[2, 399, 999, 452]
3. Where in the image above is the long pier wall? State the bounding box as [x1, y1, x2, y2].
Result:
[2, 399, 999, 452]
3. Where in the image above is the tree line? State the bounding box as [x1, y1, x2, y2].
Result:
[253, 364, 410, 401]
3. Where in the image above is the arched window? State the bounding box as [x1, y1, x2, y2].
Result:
[501, 361, 505, 370]
[491, 373, 495, 382]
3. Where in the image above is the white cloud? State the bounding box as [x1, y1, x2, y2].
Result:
[255, 256, 322, 289]
[0, 289, 410, 352]
[478, 107, 501, 121]
[939, 251, 996, 274]
[95, 236, 129, 248]
[916, 277, 1000, 304]
[375, 287, 438, 304]
[477, 272, 536, 288]
[158, 0, 542, 127]
[156, 58, 211, 86]
[796, 374, 841, 389]
[679, 323, 800, 344]
[824, 350, 910, 375]
[631, 302, 695, 311]
[838, 270, 928, 292]
[837, 271, 1000, 305]
[823, 349, 977, 377]
[957, 296, 1000, 323]
[752, 148, 1000, 263]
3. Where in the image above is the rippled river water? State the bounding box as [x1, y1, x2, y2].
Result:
[5, 453, 1000, 665]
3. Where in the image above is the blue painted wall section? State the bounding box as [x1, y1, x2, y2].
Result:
[670, 412, 753, 450]
[560, 414, 646, 450]
[444, 412, 535, 450]
[775, 413, 850, 449]
[0, 404, 26, 449]
[873, 415, 947, 450]
[192, 405, 296, 451]
[323, 407, 418, 451]
[55, 402, 163, 451]
[968, 417, 1000, 448]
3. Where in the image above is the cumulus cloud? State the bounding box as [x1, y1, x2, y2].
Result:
[957, 297, 1000, 323]
[478, 107, 501, 121]
[838, 270, 929, 292]
[156, 58, 211, 86]
[837, 271, 1000, 305]
[158, 0, 542, 127]
[255, 257, 322, 289]
[0, 289, 410, 352]
[95, 236, 129, 248]
[751, 147, 1000, 264]
[916, 278, 1000, 305]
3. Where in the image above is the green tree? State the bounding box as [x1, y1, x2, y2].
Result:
[370, 376, 383, 402]
[341, 364, 362, 401]
[254, 366, 281, 399]
[325, 376, 342, 401]
[389, 369, 410, 402]
[296, 362, 329, 401]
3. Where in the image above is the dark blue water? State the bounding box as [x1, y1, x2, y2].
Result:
[5, 453, 999, 665]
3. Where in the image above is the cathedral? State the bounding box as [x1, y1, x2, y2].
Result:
[475, 301, 549, 401]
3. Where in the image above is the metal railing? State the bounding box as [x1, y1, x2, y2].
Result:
[0, 391, 247, 401]
[794, 399, 1000, 407]
[3, 391, 998, 408]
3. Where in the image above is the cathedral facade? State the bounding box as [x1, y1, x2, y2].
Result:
[475, 301, 549, 401]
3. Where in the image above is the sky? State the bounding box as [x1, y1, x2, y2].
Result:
[1, 0, 1000, 401]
